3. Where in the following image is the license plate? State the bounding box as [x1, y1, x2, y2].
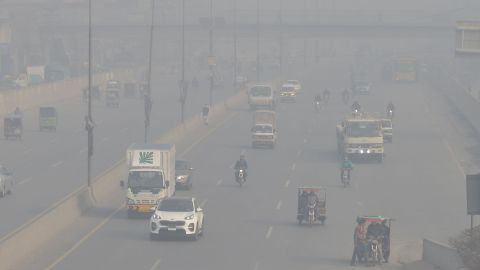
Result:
[168, 227, 176, 231]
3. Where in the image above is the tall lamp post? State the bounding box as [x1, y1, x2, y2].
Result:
[208, 0, 214, 106]
[279, 0, 283, 79]
[179, 0, 188, 123]
[256, 0, 260, 81]
[233, 0, 237, 91]
[85, 0, 95, 189]
[145, 0, 155, 143]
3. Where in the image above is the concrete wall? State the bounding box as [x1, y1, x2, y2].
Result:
[0, 85, 247, 270]
[422, 239, 465, 270]
[0, 69, 134, 117]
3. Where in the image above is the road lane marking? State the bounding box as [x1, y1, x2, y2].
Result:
[303, 138, 307, 143]
[45, 204, 124, 270]
[42, 108, 242, 268]
[265, 226, 273, 239]
[296, 149, 302, 158]
[51, 161, 64, 168]
[443, 139, 465, 175]
[216, 179, 223, 186]
[18, 177, 32, 185]
[149, 259, 162, 270]
[253, 261, 260, 270]
[291, 163, 296, 171]
[276, 200, 283, 210]
[49, 138, 57, 144]
[284, 180, 290, 188]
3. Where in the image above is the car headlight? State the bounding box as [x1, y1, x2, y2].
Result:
[185, 214, 194, 220]
[176, 175, 188, 182]
[152, 213, 161, 220]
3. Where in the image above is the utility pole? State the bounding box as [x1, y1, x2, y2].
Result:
[256, 0, 260, 82]
[145, 0, 155, 143]
[180, 0, 187, 123]
[233, 0, 238, 91]
[279, 0, 283, 79]
[208, 0, 214, 106]
[86, 0, 94, 189]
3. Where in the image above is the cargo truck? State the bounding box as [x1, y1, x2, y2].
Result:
[251, 110, 277, 148]
[125, 143, 175, 218]
[248, 84, 275, 110]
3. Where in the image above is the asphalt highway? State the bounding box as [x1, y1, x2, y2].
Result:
[31, 57, 470, 270]
[0, 67, 235, 240]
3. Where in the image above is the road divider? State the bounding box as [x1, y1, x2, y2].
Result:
[0, 87, 248, 270]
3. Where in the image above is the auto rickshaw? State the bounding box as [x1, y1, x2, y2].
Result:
[297, 187, 326, 225]
[105, 88, 120, 108]
[352, 216, 393, 266]
[123, 82, 137, 98]
[4, 115, 23, 140]
[39, 107, 58, 131]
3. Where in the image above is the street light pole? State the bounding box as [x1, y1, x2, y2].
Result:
[233, 0, 237, 91]
[86, 0, 94, 189]
[209, 0, 214, 106]
[145, 0, 155, 143]
[279, 0, 283, 79]
[256, 0, 260, 81]
[180, 0, 187, 123]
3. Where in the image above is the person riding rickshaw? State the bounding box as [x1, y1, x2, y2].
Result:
[297, 187, 326, 225]
[4, 114, 23, 140]
[351, 216, 392, 266]
[39, 107, 58, 131]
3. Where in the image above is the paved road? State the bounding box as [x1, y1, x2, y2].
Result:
[30, 57, 470, 270]
[0, 67, 238, 240]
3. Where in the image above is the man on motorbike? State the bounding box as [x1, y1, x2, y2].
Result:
[202, 104, 210, 125]
[341, 156, 353, 180]
[351, 218, 367, 266]
[234, 154, 248, 181]
[367, 222, 384, 262]
[351, 101, 361, 112]
[314, 95, 322, 111]
[386, 101, 395, 118]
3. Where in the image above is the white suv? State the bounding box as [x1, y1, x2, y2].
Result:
[150, 197, 204, 240]
[286, 80, 301, 94]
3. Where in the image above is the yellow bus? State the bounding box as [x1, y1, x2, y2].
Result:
[392, 57, 417, 82]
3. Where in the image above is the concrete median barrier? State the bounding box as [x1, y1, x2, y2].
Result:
[0, 87, 247, 270]
[0, 69, 134, 118]
[422, 239, 465, 270]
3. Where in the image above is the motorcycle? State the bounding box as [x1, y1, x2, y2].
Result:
[236, 169, 246, 187]
[387, 109, 394, 119]
[314, 101, 321, 112]
[368, 237, 383, 265]
[341, 169, 351, 187]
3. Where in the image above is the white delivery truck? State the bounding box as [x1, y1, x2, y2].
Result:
[248, 84, 275, 110]
[251, 110, 277, 148]
[125, 143, 175, 218]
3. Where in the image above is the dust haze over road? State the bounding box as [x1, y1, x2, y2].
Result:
[0, 1, 478, 270]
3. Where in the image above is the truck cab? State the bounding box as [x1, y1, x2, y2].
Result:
[251, 110, 277, 148]
[125, 143, 175, 218]
[279, 84, 297, 103]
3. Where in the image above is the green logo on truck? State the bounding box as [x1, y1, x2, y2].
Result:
[139, 152, 153, 164]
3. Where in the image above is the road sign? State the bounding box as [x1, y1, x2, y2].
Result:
[466, 174, 480, 215]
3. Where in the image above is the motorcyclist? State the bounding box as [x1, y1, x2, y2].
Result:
[13, 107, 22, 117]
[351, 101, 361, 112]
[202, 104, 210, 125]
[386, 101, 395, 118]
[367, 222, 384, 261]
[306, 191, 320, 219]
[314, 95, 322, 111]
[234, 154, 248, 181]
[341, 156, 353, 180]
